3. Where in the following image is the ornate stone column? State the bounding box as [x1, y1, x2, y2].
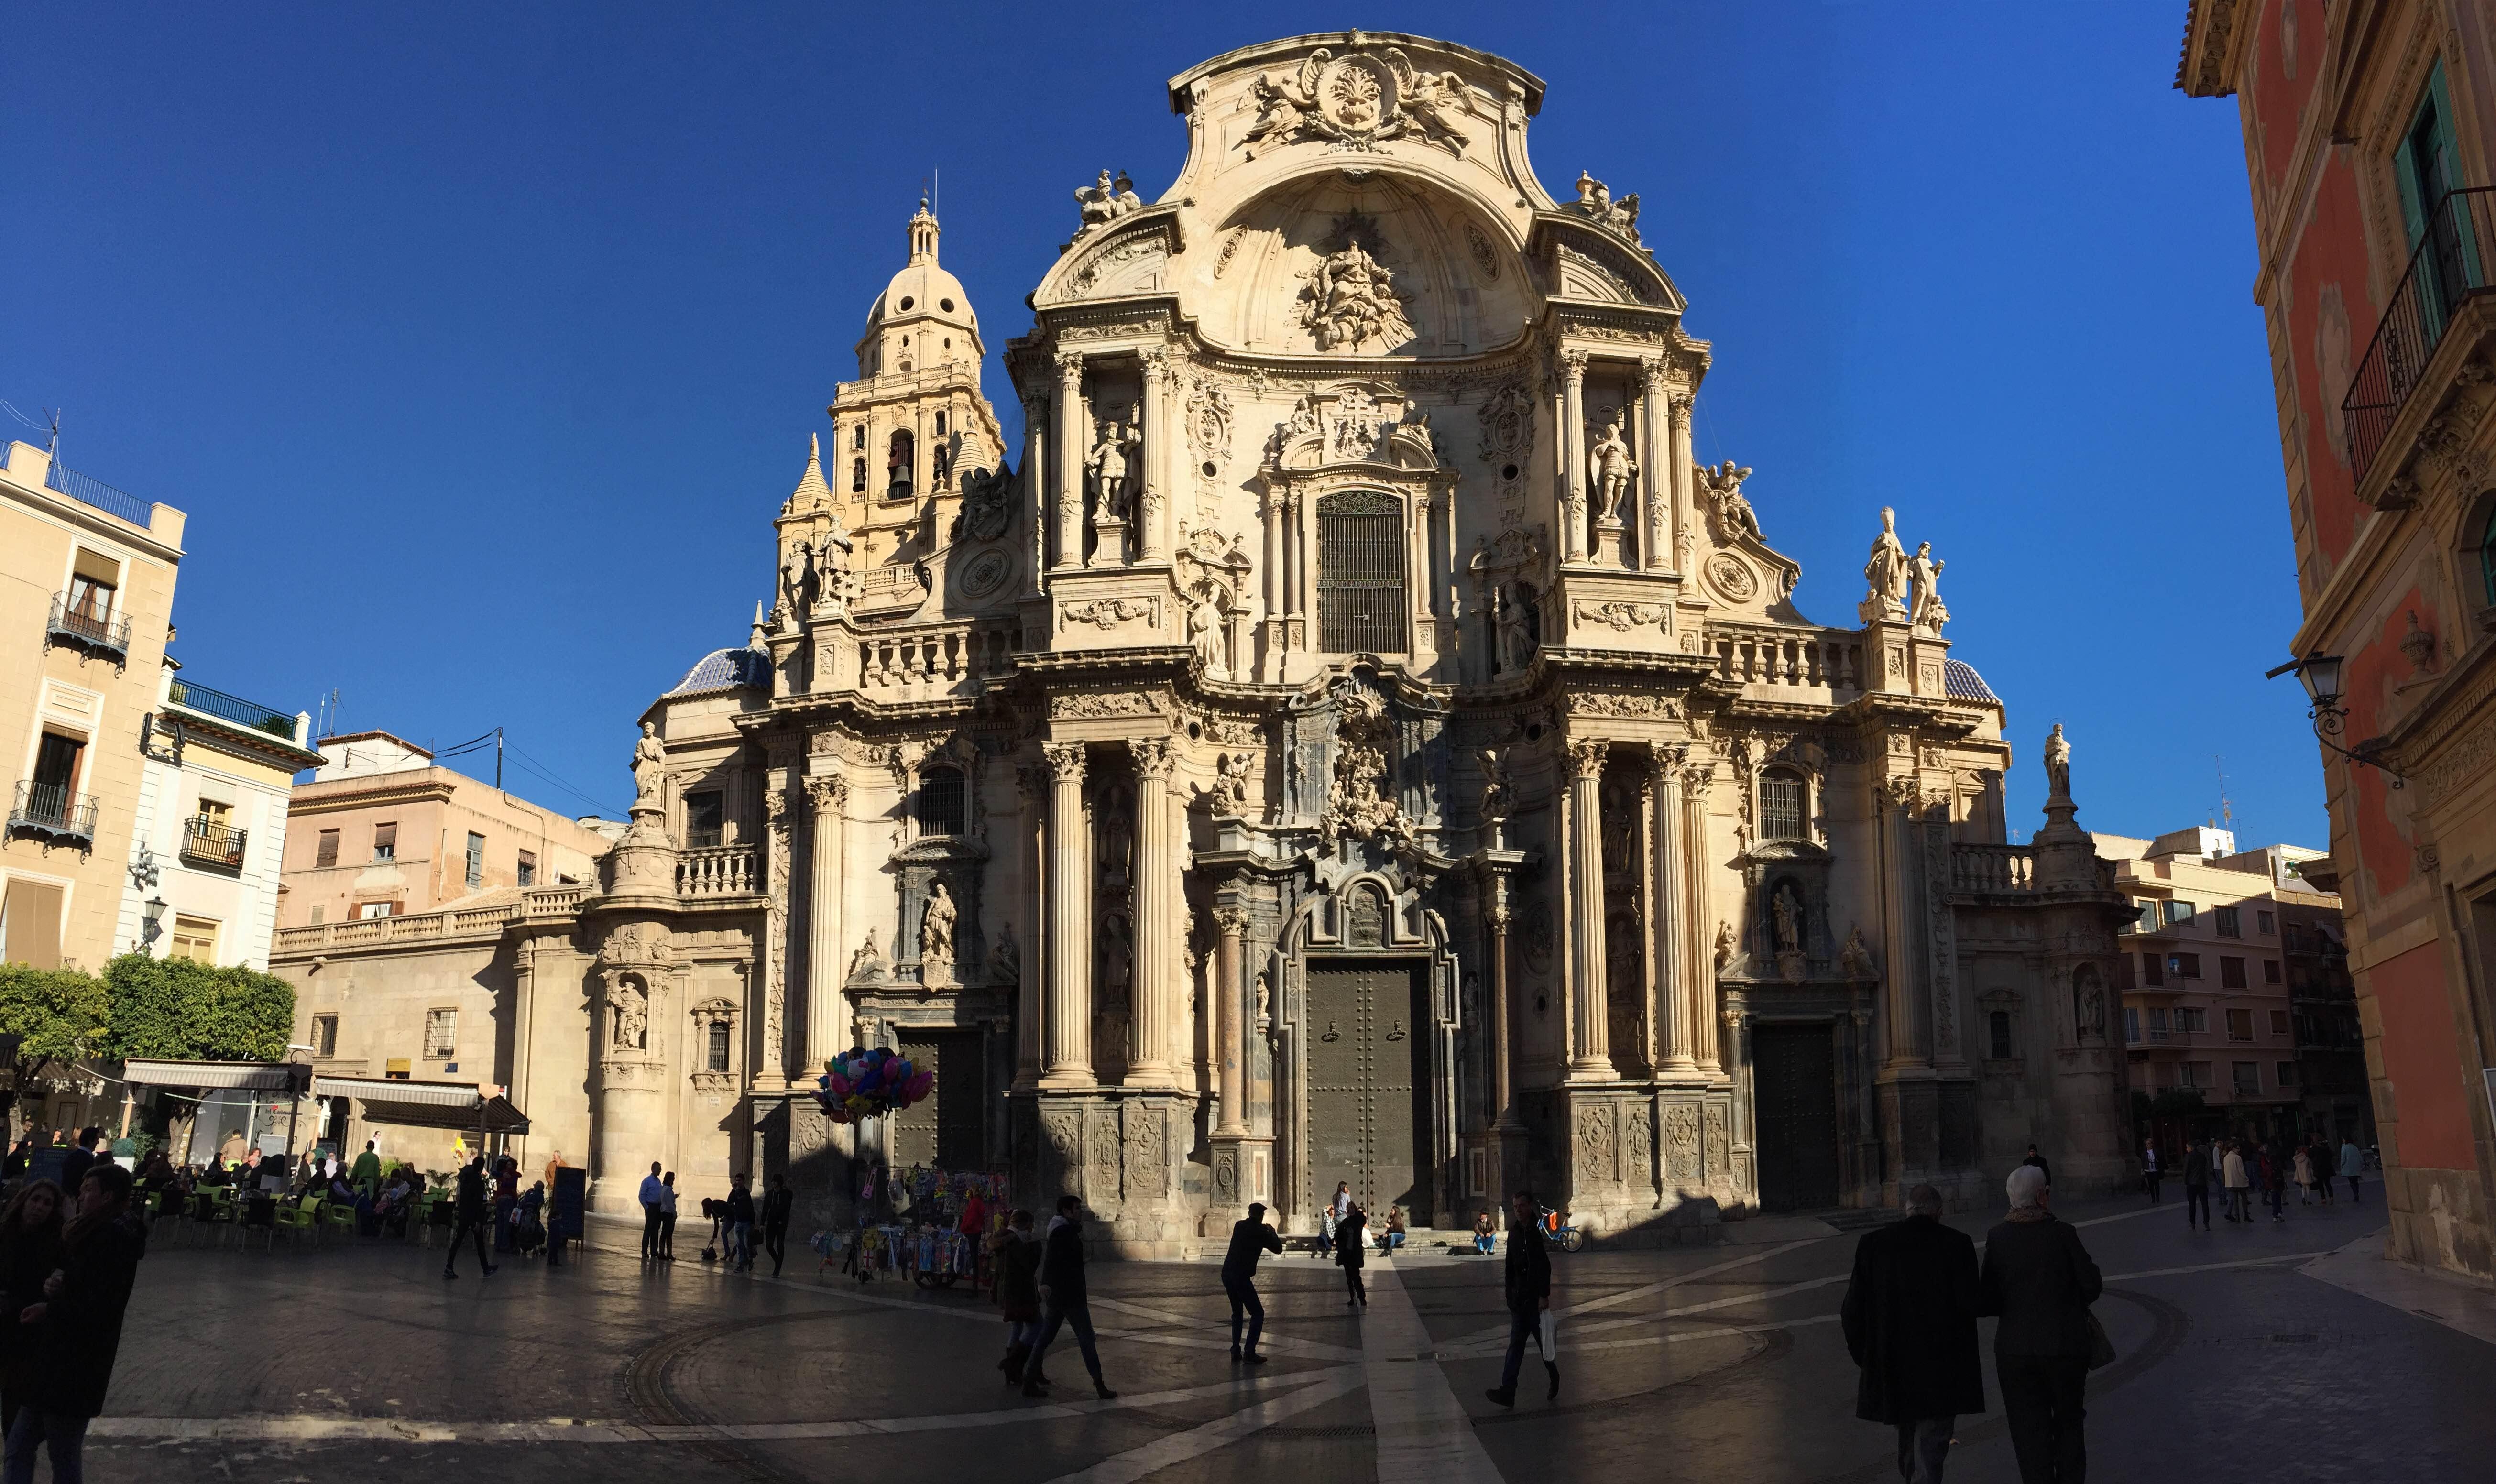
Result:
[1880, 776, 1927, 1069]
[1486, 883, 1521, 1130]
[1667, 392, 1695, 573]
[1260, 488, 1285, 678]
[1679, 755, 1720, 1071]
[804, 770, 848, 1079]
[1126, 739, 1177, 1087]
[1295, 487, 1317, 643]
[1022, 391, 1048, 600]
[1139, 350, 1169, 562]
[1560, 350, 1589, 562]
[1562, 737, 1615, 1080]
[756, 787, 792, 1091]
[1651, 744, 1695, 1071]
[1214, 906, 1249, 1135]
[1040, 742, 1094, 1088]
[1013, 762, 1050, 1088]
[1638, 358, 1669, 573]
[1052, 353, 1084, 572]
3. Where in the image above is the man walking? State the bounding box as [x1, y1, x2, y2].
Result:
[658, 1171, 680, 1260]
[2221, 1140, 2251, 1224]
[637, 1161, 666, 1262]
[1980, 1165, 2102, 1483]
[1485, 1189, 1556, 1408]
[350, 1139, 382, 1201]
[763, 1173, 795, 1277]
[2181, 1140, 2211, 1232]
[2020, 1144, 2053, 1188]
[1842, 1183, 1982, 1483]
[1221, 1202, 1284, 1364]
[723, 1172, 755, 1271]
[2339, 1137, 2365, 1204]
[443, 1152, 496, 1280]
[1021, 1195, 1116, 1400]
[2140, 1141, 2161, 1204]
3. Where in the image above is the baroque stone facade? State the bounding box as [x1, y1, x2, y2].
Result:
[270, 32, 2136, 1249]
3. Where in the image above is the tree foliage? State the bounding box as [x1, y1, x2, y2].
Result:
[100, 953, 294, 1062]
[0, 964, 112, 1082]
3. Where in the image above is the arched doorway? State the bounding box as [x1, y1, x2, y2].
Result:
[1305, 957, 1431, 1222]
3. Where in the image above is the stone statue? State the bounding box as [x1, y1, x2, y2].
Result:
[1254, 970, 1271, 1025]
[988, 921, 1020, 983]
[1497, 586, 1537, 673]
[2044, 722, 2072, 801]
[1476, 747, 1511, 824]
[1861, 506, 1910, 619]
[630, 722, 666, 808]
[612, 976, 647, 1052]
[1299, 239, 1414, 352]
[1908, 540, 1948, 631]
[1772, 883, 1802, 955]
[1588, 410, 1636, 522]
[1399, 68, 1474, 152]
[1086, 409, 1141, 524]
[1399, 400, 1435, 454]
[919, 880, 956, 969]
[1713, 920, 1737, 971]
[848, 928, 882, 979]
[1838, 924, 1874, 982]
[1699, 460, 1762, 545]
[1111, 170, 1144, 215]
[1572, 172, 1642, 241]
[1241, 66, 1317, 151]
[2076, 972, 2104, 1039]
[1073, 170, 1119, 233]
[778, 545, 807, 615]
[1210, 751, 1252, 815]
[1187, 588, 1226, 676]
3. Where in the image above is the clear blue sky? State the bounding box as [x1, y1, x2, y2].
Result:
[5, 3, 2309, 846]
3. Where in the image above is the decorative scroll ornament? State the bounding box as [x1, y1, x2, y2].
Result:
[1060, 597, 1156, 632]
[1574, 601, 1668, 633]
[1240, 44, 1474, 156]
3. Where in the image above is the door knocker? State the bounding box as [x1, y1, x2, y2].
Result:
[1385, 1018, 1405, 1041]
[1320, 1020, 1341, 1042]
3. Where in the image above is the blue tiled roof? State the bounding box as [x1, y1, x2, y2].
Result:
[667, 647, 771, 697]
[1943, 658, 2000, 705]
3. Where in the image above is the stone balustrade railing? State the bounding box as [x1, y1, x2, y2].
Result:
[677, 845, 759, 897]
[273, 884, 597, 956]
[1951, 844, 2037, 895]
[1706, 625, 1862, 691]
[854, 620, 1016, 696]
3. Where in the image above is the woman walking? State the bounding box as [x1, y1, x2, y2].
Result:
[991, 1211, 1044, 1386]
[1335, 1202, 1368, 1308]
[5, 1164, 146, 1484]
[0, 1183, 65, 1439]
[2292, 1145, 2316, 1206]
[1979, 1165, 2102, 1482]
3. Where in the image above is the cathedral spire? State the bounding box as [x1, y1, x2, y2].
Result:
[908, 195, 939, 265]
[790, 431, 832, 510]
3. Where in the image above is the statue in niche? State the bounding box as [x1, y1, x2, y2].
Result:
[1254, 971, 1271, 1026]
[1476, 748, 1511, 825]
[630, 722, 666, 809]
[1210, 752, 1253, 816]
[611, 976, 648, 1052]
[920, 880, 957, 970]
[1908, 540, 1948, 631]
[1187, 587, 1227, 677]
[1839, 924, 1875, 982]
[1097, 797, 1134, 896]
[1098, 914, 1134, 1008]
[1861, 506, 1910, 619]
[848, 928, 883, 980]
[1299, 237, 1414, 352]
[1601, 779, 1638, 875]
[1588, 410, 1637, 522]
[1713, 920, 1737, 972]
[1700, 460, 1762, 546]
[2074, 967, 2105, 1039]
[1086, 408, 1141, 525]
[1772, 882, 1804, 955]
[2043, 723, 2072, 801]
[989, 921, 1020, 984]
[1497, 583, 1539, 674]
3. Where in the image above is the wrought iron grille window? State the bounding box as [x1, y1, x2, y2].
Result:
[1317, 490, 1406, 654]
[707, 1021, 731, 1072]
[1759, 775, 1805, 840]
[918, 768, 964, 836]
[424, 1008, 457, 1059]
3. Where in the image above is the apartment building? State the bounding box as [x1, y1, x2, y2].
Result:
[0, 440, 183, 971]
[2107, 826, 2353, 1142]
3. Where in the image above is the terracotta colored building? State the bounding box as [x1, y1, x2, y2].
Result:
[2181, 0, 2496, 1284]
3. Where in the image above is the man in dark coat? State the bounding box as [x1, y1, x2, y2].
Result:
[1220, 1202, 1285, 1363]
[443, 1153, 495, 1280]
[1841, 1183, 1982, 1482]
[762, 1174, 796, 1277]
[4, 1163, 145, 1478]
[1979, 1165, 2103, 1483]
[1021, 1195, 1116, 1400]
[2181, 1141, 2212, 1231]
[1485, 1189, 1555, 1408]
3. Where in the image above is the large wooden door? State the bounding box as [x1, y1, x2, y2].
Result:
[1306, 962, 1430, 1223]
[890, 1032, 985, 1171]
[1753, 1023, 1839, 1212]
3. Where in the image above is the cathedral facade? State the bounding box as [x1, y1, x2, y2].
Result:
[275, 32, 2135, 1249]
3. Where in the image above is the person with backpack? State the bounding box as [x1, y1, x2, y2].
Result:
[1221, 1202, 1285, 1364]
[3, 1164, 146, 1483]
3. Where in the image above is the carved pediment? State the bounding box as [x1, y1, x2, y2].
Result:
[1267, 383, 1443, 473]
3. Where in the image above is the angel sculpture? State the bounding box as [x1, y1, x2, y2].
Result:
[1385, 51, 1473, 153]
[1210, 751, 1253, 815]
[1700, 460, 1763, 545]
[1241, 60, 1320, 150]
[1073, 170, 1120, 233]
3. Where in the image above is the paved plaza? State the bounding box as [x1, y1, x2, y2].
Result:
[87, 1193, 2492, 1484]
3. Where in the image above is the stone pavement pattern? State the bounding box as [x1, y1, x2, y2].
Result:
[85, 1193, 2494, 1484]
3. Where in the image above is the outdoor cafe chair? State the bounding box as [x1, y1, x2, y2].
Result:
[272, 1195, 319, 1248]
[321, 1200, 358, 1243]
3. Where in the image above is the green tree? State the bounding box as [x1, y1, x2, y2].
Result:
[0, 964, 111, 1129]
[100, 953, 294, 1062]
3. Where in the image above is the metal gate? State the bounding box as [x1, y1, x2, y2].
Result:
[1317, 490, 1406, 655]
[1305, 962, 1429, 1223]
[1752, 1022, 1839, 1211]
[890, 1032, 985, 1170]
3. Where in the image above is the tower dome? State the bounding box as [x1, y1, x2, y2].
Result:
[857, 198, 981, 377]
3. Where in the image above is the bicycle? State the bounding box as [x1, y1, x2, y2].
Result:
[1537, 1206, 1584, 1253]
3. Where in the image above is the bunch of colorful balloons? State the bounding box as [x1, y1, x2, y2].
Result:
[815, 1046, 935, 1124]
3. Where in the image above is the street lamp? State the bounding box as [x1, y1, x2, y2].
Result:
[140, 895, 168, 949]
[2265, 652, 2404, 786]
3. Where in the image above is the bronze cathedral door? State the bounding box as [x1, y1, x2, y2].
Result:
[1306, 962, 1431, 1224]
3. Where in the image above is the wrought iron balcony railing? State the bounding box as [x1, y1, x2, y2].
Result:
[165, 679, 298, 740]
[180, 815, 248, 869]
[2341, 186, 2496, 483]
[44, 593, 131, 658]
[8, 781, 98, 846]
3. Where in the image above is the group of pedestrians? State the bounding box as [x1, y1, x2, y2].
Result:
[0, 1161, 147, 1484]
[990, 1195, 1117, 1401]
[2169, 1133, 2366, 1232]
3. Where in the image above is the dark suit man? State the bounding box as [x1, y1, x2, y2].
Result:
[1220, 1203, 1286, 1362]
[1022, 1195, 1116, 1400]
[1484, 1189, 1555, 1408]
[1842, 1183, 1982, 1482]
[1980, 1165, 2104, 1483]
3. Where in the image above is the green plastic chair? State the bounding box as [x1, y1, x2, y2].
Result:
[321, 1200, 357, 1242]
[198, 1189, 239, 1249]
[272, 1195, 318, 1247]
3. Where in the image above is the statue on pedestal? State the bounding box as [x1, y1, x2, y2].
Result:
[1588, 411, 1636, 522]
[2043, 722, 2072, 801]
[630, 722, 666, 809]
[920, 880, 957, 972]
[1861, 506, 1910, 621]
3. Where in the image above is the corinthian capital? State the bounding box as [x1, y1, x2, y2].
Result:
[1558, 349, 1590, 379]
[1214, 906, 1250, 938]
[1649, 741, 1690, 776]
[1667, 392, 1694, 424]
[1562, 737, 1609, 783]
[1014, 761, 1052, 800]
[805, 772, 849, 813]
[1679, 759, 1716, 797]
[1054, 350, 1085, 382]
[1040, 741, 1088, 783]
[1637, 355, 1667, 393]
[1139, 346, 1169, 381]
[1129, 737, 1175, 780]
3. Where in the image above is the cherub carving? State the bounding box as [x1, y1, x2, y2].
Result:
[1241, 59, 1322, 151]
[1699, 460, 1762, 545]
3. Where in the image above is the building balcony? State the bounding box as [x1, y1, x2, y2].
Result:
[2343, 186, 2496, 486]
[8, 781, 98, 848]
[676, 845, 758, 898]
[44, 593, 131, 660]
[179, 816, 247, 871]
[164, 679, 300, 741]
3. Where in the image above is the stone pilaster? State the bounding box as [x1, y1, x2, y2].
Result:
[1651, 743, 1695, 1071]
[1053, 353, 1084, 571]
[1563, 737, 1616, 1080]
[1013, 762, 1050, 1090]
[804, 769, 848, 1080]
[1040, 742, 1094, 1088]
[1639, 357, 1670, 573]
[1667, 391, 1695, 573]
[1678, 755, 1720, 1072]
[1139, 349, 1169, 562]
[1126, 739, 1177, 1087]
[1560, 349, 1589, 562]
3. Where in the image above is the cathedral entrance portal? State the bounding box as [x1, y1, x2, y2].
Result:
[891, 1031, 985, 1170]
[1752, 1023, 1840, 1212]
[1306, 960, 1431, 1225]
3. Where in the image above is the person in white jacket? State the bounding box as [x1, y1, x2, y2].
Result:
[2221, 1141, 2251, 1224]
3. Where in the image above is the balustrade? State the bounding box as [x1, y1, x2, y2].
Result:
[677, 845, 759, 897]
[1950, 844, 2037, 894]
[855, 622, 1015, 695]
[1705, 627, 1860, 691]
